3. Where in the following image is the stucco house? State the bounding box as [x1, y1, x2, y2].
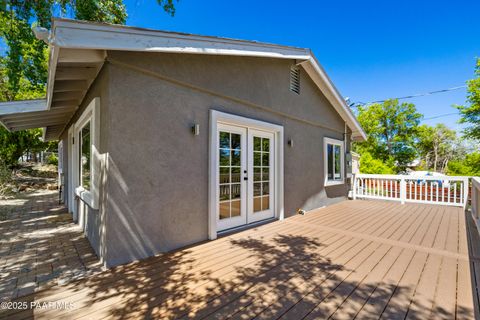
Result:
[0, 19, 366, 267]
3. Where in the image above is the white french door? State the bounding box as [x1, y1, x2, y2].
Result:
[217, 124, 275, 231]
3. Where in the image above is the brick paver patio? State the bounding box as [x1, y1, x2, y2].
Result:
[0, 190, 102, 302]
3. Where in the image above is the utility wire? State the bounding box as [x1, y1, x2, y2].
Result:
[423, 112, 460, 121]
[349, 84, 467, 108]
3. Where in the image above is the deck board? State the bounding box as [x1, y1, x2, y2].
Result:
[1, 200, 479, 320]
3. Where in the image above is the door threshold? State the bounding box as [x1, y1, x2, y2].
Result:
[217, 218, 277, 238]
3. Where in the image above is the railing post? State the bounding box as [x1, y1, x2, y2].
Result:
[400, 177, 406, 204]
[352, 174, 357, 200]
[463, 178, 469, 209]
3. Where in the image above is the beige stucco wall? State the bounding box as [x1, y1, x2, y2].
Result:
[100, 51, 353, 266]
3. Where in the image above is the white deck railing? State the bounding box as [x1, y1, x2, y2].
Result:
[352, 174, 470, 208]
[472, 177, 480, 218]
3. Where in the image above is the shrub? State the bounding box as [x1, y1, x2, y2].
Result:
[46, 153, 58, 166]
[359, 152, 395, 174]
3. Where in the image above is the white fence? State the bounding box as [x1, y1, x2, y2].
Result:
[472, 177, 480, 218]
[352, 174, 469, 208]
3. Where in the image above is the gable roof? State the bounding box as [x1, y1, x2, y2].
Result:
[0, 18, 366, 141]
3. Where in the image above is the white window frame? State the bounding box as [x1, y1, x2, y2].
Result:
[324, 137, 345, 186]
[73, 98, 101, 209]
[209, 110, 284, 240]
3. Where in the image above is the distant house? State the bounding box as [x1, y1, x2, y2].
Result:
[0, 19, 366, 267]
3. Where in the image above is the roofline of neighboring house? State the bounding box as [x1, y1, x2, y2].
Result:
[0, 18, 367, 141]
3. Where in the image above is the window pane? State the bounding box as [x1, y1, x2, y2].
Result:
[334, 145, 341, 180]
[219, 132, 230, 149]
[327, 144, 333, 180]
[80, 121, 91, 190]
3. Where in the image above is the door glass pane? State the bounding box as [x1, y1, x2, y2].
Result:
[253, 136, 271, 213]
[218, 130, 242, 221]
[253, 152, 261, 166]
[220, 132, 230, 149]
[254, 168, 261, 181]
[231, 200, 241, 217]
[219, 184, 230, 201]
[219, 202, 230, 219]
[231, 133, 241, 150]
[231, 184, 241, 200]
[219, 167, 230, 184]
[220, 149, 230, 166]
[262, 196, 269, 210]
[231, 167, 241, 183]
[254, 137, 261, 151]
[231, 150, 241, 166]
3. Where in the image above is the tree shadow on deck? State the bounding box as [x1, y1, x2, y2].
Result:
[3, 221, 475, 319]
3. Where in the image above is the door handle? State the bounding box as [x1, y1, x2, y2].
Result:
[244, 177, 248, 181]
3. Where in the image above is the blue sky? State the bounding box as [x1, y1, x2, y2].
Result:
[124, 0, 480, 131]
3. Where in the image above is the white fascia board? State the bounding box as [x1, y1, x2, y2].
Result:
[0, 99, 47, 115]
[305, 56, 367, 141]
[51, 19, 311, 60]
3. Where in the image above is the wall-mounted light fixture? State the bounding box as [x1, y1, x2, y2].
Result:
[191, 123, 200, 136]
[288, 139, 293, 147]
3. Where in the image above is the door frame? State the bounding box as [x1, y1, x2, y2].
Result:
[208, 110, 284, 240]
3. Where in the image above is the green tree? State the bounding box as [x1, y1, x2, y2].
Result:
[447, 152, 480, 176]
[456, 58, 480, 140]
[416, 124, 457, 173]
[0, 0, 177, 168]
[358, 152, 394, 174]
[354, 99, 422, 172]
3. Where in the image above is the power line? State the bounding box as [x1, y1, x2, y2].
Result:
[348, 84, 467, 108]
[423, 112, 459, 121]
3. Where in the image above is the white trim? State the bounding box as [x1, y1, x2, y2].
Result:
[324, 137, 345, 186]
[0, 99, 47, 115]
[209, 110, 284, 240]
[73, 98, 101, 210]
[67, 125, 76, 217]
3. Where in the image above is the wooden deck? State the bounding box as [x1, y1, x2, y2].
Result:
[2, 200, 480, 319]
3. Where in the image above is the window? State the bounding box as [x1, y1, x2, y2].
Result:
[73, 98, 100, 209]
[324, 137, 344, 186]
[79, 121, 91, 190]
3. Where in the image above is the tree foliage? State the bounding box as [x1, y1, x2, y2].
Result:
[416, 124, 458, 173]
[456, 58, 480, 140]
[0, 0, 176, 168]
[358, 152, 394, 174]
[447, 152, 480, 176]
[354, 99, 422, 172]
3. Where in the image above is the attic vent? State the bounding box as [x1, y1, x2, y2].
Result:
[290, 65, 300, 94]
